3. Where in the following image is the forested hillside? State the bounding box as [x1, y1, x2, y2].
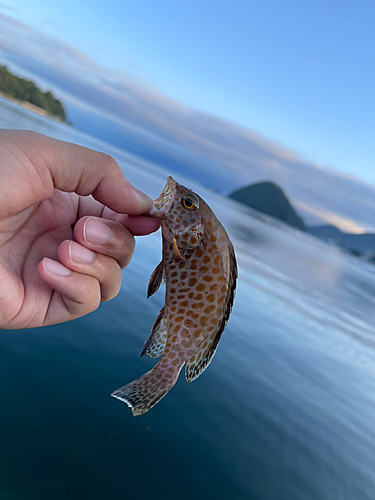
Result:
[0, 65, 67, 121]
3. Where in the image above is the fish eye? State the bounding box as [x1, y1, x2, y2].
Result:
[182, 195, 198, 211]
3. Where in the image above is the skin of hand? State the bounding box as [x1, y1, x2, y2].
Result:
[0, 130, 160, 329]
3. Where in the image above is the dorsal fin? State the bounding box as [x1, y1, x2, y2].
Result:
[185, 243, 237, 383]
[147, 261, 164, 298]
[141, 307, 167, 358]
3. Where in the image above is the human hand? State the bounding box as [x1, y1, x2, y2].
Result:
[0, 130, 160, 329]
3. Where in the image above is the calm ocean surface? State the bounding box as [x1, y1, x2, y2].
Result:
[1, 96, 375, 500]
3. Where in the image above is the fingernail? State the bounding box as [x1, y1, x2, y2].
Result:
[43, 258, 71, 276]
[69, 241, 95, 264]
[84, 217, 111, 245]
[133, 187, 153, 205]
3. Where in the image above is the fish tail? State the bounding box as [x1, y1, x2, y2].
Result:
[111, 361, 183, 416]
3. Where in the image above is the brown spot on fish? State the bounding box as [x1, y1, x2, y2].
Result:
[197, 284, 205, 292]
[200, 316, 208, 327]
[207, 294, 215, 303]
[203, 276, 213, 282]
[192, 302, 204, 309]
[203, 255, 210, 264]
[189, 277, 198, 286]
[204, 305, 215, 314]
[180, 328, 189, 338]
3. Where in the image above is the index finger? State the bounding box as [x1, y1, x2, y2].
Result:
[5, 130, 153, 215]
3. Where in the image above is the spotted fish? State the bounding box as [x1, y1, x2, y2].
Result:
[111, 176, 237, 416]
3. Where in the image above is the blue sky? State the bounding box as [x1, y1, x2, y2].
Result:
[2, 0, 375, 185]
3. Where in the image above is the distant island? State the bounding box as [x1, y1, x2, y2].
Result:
[229, 181, 305, 231]
[0, 65, 67, 122]
[306, 225, 375, 262]
[229, 180, 375, 261]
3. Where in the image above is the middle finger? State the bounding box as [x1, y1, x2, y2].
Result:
[74, 216, 135, 269]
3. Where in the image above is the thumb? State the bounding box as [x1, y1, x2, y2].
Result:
[0, 130, 153, 216]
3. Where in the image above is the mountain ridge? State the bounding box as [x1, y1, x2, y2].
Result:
[228, 181, 375, 257]
[229, 181, 305, 231]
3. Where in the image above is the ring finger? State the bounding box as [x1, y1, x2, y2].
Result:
[58, 239, 123, 301]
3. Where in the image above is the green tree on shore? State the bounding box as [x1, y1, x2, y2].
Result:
[0, 65, 67, 122]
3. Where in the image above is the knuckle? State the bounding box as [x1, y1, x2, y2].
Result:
[118, 236, 135, 268]
[102, 271, 122, 302]
[103, 153, 120, 173]
[106, 280, 122, 301]
[84, 279, 101, 313]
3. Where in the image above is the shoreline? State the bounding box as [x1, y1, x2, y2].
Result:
[0, 90, 64, 122]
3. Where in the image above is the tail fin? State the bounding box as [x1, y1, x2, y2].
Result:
[111, 361, 183, 416]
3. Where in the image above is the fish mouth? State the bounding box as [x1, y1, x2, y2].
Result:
[147, 176, 177, 218]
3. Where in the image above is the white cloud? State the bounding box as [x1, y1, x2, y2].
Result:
[294, 202, 368, 234]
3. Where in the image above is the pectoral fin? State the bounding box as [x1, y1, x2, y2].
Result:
[147, 261, 164, 298]
[141, 307, 167, 358]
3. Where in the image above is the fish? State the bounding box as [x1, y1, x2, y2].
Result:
[111, 176, 237, 416]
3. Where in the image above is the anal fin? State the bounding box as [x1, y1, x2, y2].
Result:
[147, 261, 164, 298]
[141, 307, 167, 358]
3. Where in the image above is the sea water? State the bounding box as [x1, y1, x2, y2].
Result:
[1, 96, 375, 500]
